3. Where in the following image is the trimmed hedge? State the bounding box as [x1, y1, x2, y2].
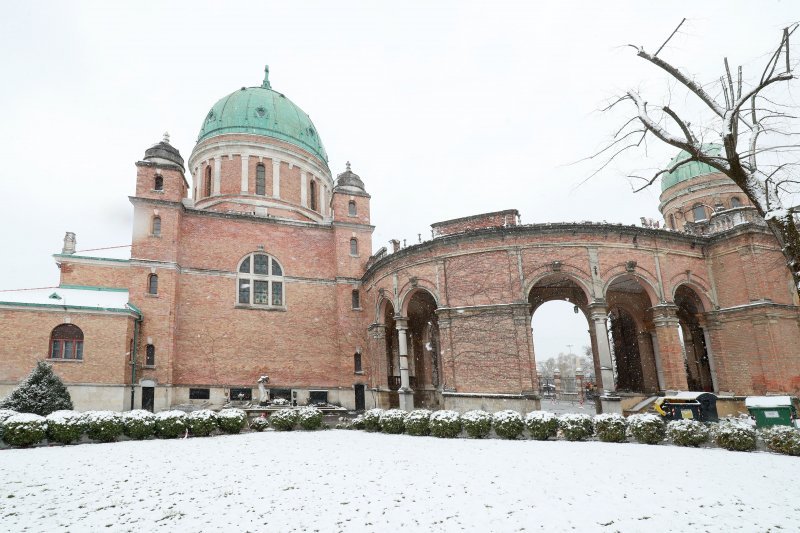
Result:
[404, 410, 432, 436]
[250, 416, 270, 432]
[2, 413, 47, 447]
[298, 406, 324, 430]
[493, 410, 524, 440]
[714, 421, 757, 452]
[525, 411, 558, 441]
[218, 408, 247, 434]
[269, 408, 298, 431]
[85, 411, 124, 443]
[462, 410, 492, 439]
[187, 409, 218, 437]
[667, 419, 709, 447]
[429, 410, 461, 438]
[362, 409, 384, 432]
[761, 426, 800, 456]
[123, 410, 156, 440]
[627, 414, 665, 445]
[558, 414, 593, 441]
[154, 410, 187, 439]
[46, 410, 85, 445]
[594, 414, 628, 443]
[379, 409, 407, 434]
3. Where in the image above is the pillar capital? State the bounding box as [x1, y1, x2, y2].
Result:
[650, 304, 679, 326]
[394, 316, 408, 330]
[367, 322, 387, 339]
[587, 302, 608, 321]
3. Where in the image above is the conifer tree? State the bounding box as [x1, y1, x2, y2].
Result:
[0, 361, 73, 415]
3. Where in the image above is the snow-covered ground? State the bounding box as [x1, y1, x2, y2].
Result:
[1, 431, 797, 532]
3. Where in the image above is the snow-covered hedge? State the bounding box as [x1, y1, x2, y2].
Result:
[493, 410, 524, 440]
[761, 426, 800, 456]
[404, 409, 431, 436]
[250, 416, 270, 432]
[2, 413, 47, 447]
[667, 419, 709, 447]
[298, 406, 324, 430]
[122, 410, 155, 440]
[429, 410, 461, 438]
[269, 408, 298, 431]
[593, 413, 627, 443]
[187, 409, 218, 437]
[713, 420, 757, 452]
[272, 398, 289, 406]
[525, 411, 558, 441]
[379, 409, 407, 434]
[0, 408, 18, 441]
[45, 410, 85, 445]
[627, 414, 665, 445]
[362, 408, 384, 432]
[217, 408, 247, 434]
[462, 410, 492, 439]
[558, 413, 593, 441]
[351, 413, 366, 430]
[85, 411, 124, 443]
[154, 410, 187, 439]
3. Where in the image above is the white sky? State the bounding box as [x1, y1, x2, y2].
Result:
[0, 1, 796, 360]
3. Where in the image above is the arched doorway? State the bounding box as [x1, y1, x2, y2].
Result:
[675, 285, 714, 392]
[405, 289, 440, 409]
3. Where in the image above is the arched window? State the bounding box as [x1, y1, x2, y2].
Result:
[310, 180, 318, 211]
[730, 196, 742, 208]
[354, 351, 363, 373]
[351, 289, 360, 309]
[256, 163, 266, 196]
[50, 324, 84, 360]
[692, 204, 707, 222]
[154, 175, 163, 191]
[668, 213, 675, 229]
[145, 344, 155, 366]
[237, 253, 285, 307]
[204, 166, 212, 197]
[349, 238, 358, 256]
[348, 200, 357, 216]
[148, 274, 158, 295]
[151, 216, 161, 237]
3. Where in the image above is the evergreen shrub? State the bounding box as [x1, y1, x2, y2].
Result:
[666, 419, 709, 447]
[45, 410, 85, 445]
[462, 410, 492, 439]
[493, 410, 524, 440]
[298, 406, 324, 430]
[154, 410, 187, 439]
[2, 413, 47, 447]
[0, 409, 19, 441]
[627, 414, 666, 445]
[217, 408, 247, 434]
[362, 408, 384, 432]
[379, 409, 407, 434]
[0, 361, 73, 416]
[187, 409, 218, 437]
[429, 410, 461, 438]
[350, 414, 366, 430]
[761, 426, 800, 456]
[250, 416, 270, 432]
[525, 411, 558, 441]
[85, 411, 124, 443]
[593, 413, 628, 443]
[269, 408, 298, 431]
[713, 420, 757, 452]
[122, 410, 155, 440]
[558, 413, 594, 441]
[404, 410, 431, 436]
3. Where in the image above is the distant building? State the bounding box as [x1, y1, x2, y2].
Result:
[1, 68, 798, 413]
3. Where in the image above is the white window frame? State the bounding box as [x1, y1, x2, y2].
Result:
[236, 253, 285, 309]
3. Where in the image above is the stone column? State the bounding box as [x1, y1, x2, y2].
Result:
[396, 317, 413, 411]
[213, 157, 221, 194]
[240, 154, 249, 194]
[553, 369, 562, 398]
[575, 367, 584, 404]
[300, 170, 308, 207]
[651, 304, 688, 391]
[588, 303, 621, 414]
[272, 159, 281, 198]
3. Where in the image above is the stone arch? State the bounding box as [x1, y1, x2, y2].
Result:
[375, 293, 394, 325]
[670, 281, 713, 311]
[399, 284, 440, 317]
[402, 288, 441, 408]
[525, 271, 593, 308]
[674, 284, 715, 392]
[603, 271, 660, 307]
[527, 273, 592, 314]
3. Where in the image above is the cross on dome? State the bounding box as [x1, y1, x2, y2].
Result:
[162, 131, 170, 144]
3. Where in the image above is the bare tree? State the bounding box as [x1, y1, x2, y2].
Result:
[600, 21, 800, 292]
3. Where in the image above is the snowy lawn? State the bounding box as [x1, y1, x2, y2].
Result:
[1, 431, 798, 532]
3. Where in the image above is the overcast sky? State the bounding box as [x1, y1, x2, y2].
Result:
[0, 1, 796, 362]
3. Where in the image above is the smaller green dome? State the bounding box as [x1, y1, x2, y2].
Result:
[197, 66, 328, 163]
[661, 144, 722, 191]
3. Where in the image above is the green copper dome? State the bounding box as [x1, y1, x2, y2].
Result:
[197, 66, 328, 163]
[661, 144, 722, 191]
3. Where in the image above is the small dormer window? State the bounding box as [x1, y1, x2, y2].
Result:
[154, 176, 163, 191]
[731, 197, 742, 208]
[348, 200, 357, 216]
[692, 204, 707, 222]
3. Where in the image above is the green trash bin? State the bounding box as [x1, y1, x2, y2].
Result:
[745, 396, 797, 427]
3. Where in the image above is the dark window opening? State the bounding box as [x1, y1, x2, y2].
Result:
[692, 204, 706, 222]
[49, 324, 84, 360]
[730, 197, 742, 208]
[350, 238, 358, 256]
[256, 164, 266, 195]
[189, 388, 210, 400]
[204, 166, 212, 197]
[145, 344, 155, 366]
[668, 213, 675, 229]
[351, 289, 360, 309]
[229, 388, 252, 401]
[354, 352, 363, 373]
[310, 180, 318, 211]
[309, 390, 328, 405]
[148, 274, 158, 295]
[270, 388, 291, 401]
[152, 216, 161, 237]
[348, 200, 357, 216]
[154, 175, 163, 191]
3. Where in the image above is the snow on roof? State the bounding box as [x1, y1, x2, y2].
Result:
[745, 396, 793, 408]
[665, 391, 716, 400]
[0, 286, 133, 313]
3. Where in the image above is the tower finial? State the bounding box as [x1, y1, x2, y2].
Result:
[262, 65, 271, 89]
[346, 161, 351, 172]
[162, 131, 170, 144]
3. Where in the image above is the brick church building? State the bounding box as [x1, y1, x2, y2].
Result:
[1, 68, 799, 413]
